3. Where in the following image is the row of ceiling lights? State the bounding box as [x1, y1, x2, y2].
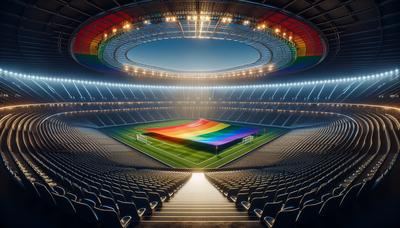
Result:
[122, 64, 275, 79]
[0, 68, 397, 89]
[103, 14, 293, 42]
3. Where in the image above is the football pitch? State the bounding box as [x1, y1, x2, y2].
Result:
[102, 120, 288, 169]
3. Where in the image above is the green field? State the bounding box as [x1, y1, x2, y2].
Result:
[102, 120, 288, 169]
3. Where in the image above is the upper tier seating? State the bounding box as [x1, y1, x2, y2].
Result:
[64, 102, 337, 129]
[0, 70, 399, 105]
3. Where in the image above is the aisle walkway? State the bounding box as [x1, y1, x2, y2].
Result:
[139, 173, 261, 227]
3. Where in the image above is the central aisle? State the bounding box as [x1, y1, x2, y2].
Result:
[139, 173, 261, 227]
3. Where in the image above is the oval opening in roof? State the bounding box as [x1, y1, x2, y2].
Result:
[126, 38, 262, 72]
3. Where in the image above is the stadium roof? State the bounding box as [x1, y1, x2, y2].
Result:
[0, 0, 399, 82]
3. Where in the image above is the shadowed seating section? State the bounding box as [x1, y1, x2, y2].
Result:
[0, 101, 399, 227]
[94, 206, 132, 228]
[63, 102, 337, 129]
[0, 69, 399, 105]
[0, 106, 191, 227]
[206, 106, 400, 227]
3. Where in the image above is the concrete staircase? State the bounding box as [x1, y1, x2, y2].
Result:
[139, 173, 261, 227]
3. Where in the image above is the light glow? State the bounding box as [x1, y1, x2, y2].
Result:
[122, 23, 131, 30]
[191, 173, 205, 183]
[0, 68, 397, 90]
[165, 16, 177, 22]
[221, 17, 232, 23]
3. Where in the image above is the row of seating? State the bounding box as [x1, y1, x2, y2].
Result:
[1, 70, 399, 104]
[66, 102, 336, 129]
[206, 108, 399, 227]
[0, 109, 191, 227]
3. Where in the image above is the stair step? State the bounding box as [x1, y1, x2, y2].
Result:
[144, 215, 258, 221]
[166, 202, 232, 204]
[163, 204, 233, 207]
[155, 211, 248, 216]
[160, 207, 241, 211]
[138, 220, 263, 228]
[142, 173, 259, 226]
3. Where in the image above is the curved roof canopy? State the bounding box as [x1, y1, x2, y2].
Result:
[0, 0, 398, 82]
[70, 2, 325, 80]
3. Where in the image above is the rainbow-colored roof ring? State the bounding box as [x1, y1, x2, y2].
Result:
[71, 1, 327, 80]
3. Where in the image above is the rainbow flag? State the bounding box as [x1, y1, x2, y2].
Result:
[144, 119, 259, 146]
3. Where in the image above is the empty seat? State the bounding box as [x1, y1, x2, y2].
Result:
[319, 195, 343, 218]
[113, 192, 126, 202]
[145, 191, 164, 207]
[72, 200, 98, 226]
[264, 190, 276, 199]
[231, 192, 249, 207]
[94, 207, 131, 228]
[254, 201, 283, 219]
[340, 183, 363, 209]
[100, 189, 113, 198]
[332, 186, 344, 195]
[249, 191, 264, 202]
[264, 207, 300, 228]
[117, 200, 146, 222]
[320, 192, 332, 202]
[99, 195, 119, 212]
[275, 192, 288, 202]
[357, 179, 374, 200]
[65, 192, 78, 201]
[242, 196, 269, 214]
[131, 196, 158, 215]
[53, 193, 76, 214]
[82, 198, 97, 208]
[299, 190, 317, 206]
[296, 201, 323, 227]
[52, 185, 66, 195]
[83, 189, 101, 206]
[33, 182, 56, 208]
[283, 195, 302, 209]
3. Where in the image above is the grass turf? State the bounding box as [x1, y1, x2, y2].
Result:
[101, 120, 288, 169]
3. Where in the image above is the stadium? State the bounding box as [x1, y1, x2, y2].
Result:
[0, 0, 399, 227]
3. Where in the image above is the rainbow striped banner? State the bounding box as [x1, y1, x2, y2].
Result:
[144, 119, 259, 147]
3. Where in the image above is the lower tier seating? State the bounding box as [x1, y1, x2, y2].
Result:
[0, 102, 399, 227]
[0, 109, 191, 227]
